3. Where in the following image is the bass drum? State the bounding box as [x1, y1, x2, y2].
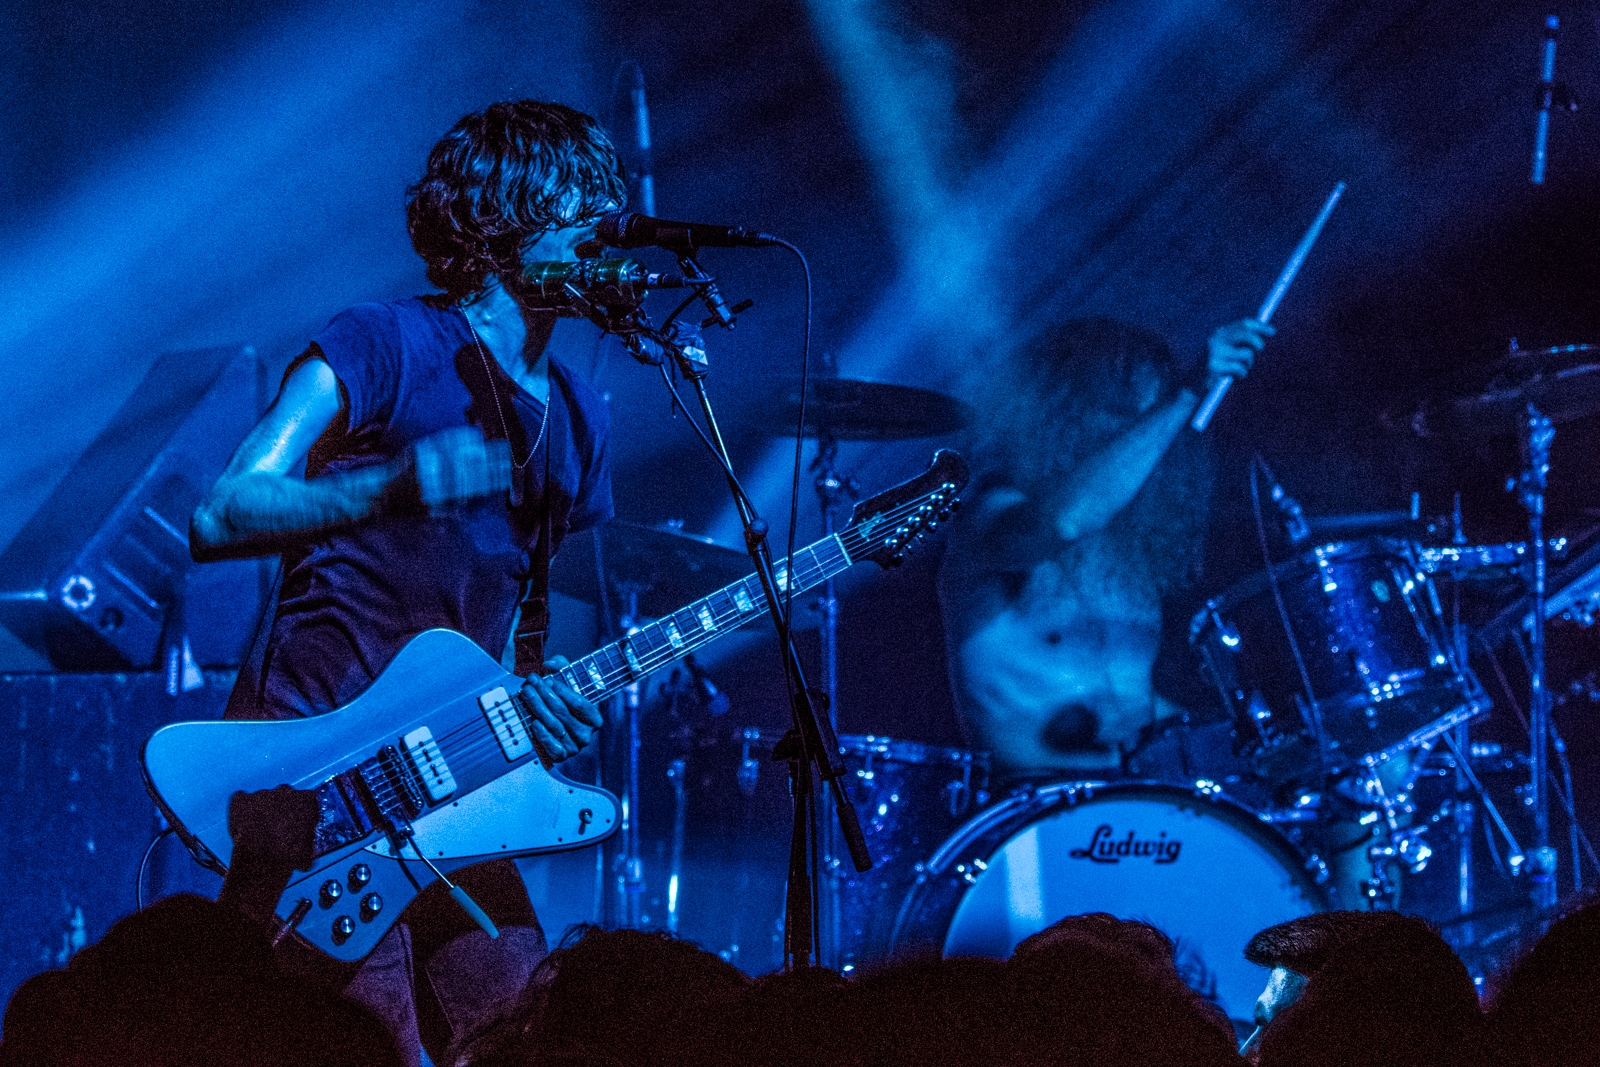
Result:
[888, 781, 1329, 1025]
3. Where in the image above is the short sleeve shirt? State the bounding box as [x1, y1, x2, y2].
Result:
[246, 296, 612, 720]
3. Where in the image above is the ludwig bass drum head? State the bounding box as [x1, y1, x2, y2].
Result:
[936, 783, 1326, 1024]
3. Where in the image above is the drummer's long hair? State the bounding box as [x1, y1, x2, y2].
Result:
[968, 317, 1214, 595]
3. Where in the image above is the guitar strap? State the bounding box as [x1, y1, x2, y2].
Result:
[512, 399, 555, 677]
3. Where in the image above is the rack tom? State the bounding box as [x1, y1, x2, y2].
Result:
[1190, 538, 1488, 779]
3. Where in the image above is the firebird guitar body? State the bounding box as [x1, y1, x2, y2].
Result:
[144, 450, 968, 962]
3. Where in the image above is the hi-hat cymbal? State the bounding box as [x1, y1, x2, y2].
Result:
[552, 522, 750, 619]
[764, 378, 973, 441]
[1398, 344, 1600, 437]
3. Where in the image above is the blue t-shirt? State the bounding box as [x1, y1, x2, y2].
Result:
[242, 296, 612, 720]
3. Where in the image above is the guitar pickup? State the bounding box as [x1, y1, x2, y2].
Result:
[479, 686, 534, 762]
[402, 726, 457, 802]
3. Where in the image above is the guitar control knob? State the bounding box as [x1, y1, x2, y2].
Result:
[331, 915, 355, 944]
[320, 879, 343, 907]
[348, 863, 372, 889]
[360, 893, 383, 921]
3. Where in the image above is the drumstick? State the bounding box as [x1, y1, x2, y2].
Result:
[1190, 181, 1347, 432]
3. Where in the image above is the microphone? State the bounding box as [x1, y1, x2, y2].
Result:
[1257, 457, 1310, 546]
[519, 258, 684, 312]
[596, 210, 778, 253]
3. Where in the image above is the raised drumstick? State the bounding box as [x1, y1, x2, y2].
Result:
[1190, 181, 1346, 432]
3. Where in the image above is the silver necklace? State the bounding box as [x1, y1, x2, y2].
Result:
[460, 306, 549, 506]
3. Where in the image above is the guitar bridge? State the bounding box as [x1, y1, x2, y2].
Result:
[311, 771, 381, 856]
[308, 748, 427, 859]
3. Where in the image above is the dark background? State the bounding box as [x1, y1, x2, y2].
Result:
[2, 0, 1598, 981]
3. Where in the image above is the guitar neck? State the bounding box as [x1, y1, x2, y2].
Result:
[555, 534, 854, 703]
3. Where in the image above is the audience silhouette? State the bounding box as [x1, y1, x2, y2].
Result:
[6, 790, 1595, 1067]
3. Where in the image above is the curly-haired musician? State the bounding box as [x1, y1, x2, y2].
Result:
[191, 100, 623, 1065]
[939, 316, 1269, 781]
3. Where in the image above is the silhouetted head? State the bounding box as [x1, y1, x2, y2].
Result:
[1253, 913, 1482, 1067]
[706, 966, 857, 1067]
[1007, 914, 1239, 1066]
[1485, 896, 1600, 1067]
[850, 957, 1016, 1067]
[531, 926, 751, 1066]
[1242, 910, 1421, 1038]
[0, 894, 400, 1067]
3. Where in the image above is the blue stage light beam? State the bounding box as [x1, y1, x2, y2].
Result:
[0, 0, 595, 556]
[711, 0, 1218, 550]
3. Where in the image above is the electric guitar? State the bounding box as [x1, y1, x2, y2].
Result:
[143, 449, 968, 962]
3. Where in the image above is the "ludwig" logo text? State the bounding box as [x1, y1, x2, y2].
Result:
[1068, 824, 1182, 864]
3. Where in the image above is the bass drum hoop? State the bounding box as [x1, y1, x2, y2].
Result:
[886, 779, 1332, 962]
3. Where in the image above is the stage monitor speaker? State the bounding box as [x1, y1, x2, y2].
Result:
[0, 346, 271, 669]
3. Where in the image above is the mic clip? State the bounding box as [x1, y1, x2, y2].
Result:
[679, 255, 740, 331]
[1272, 483, 1311, 546]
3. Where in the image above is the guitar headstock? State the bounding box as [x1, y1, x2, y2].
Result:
[842, 450, 970, 568]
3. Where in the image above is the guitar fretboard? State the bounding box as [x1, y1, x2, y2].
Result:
[556, 535, 853, 702]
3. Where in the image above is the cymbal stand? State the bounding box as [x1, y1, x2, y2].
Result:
[613, 583, 647, 928]
[1448, 494, 1478, 936]
[1518, 405, 1558, 912]
[812, 427, 858, 969]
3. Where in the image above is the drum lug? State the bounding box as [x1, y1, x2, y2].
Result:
[954, 857, 988, 885]
[944, 778, 970, 818]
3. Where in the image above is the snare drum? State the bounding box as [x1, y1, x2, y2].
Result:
[1190, 538, 1488, 778]
[828, 736, 990, 971]
[888, 781, 1328, 1024]
[665, 729, 987, 973]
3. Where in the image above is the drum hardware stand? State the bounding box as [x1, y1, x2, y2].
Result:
[612, 582, 649, 929]
[812, 422, 860, 970]
[1516, 403, 1559, 912]
[1446, 491, 1479, 930]
[1356, 750, 1435, 908]
[665, 757, 687, 934]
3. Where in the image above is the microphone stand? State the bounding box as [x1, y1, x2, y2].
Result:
[607, 265, 872, 969]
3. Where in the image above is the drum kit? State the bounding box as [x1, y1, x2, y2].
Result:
[548, 344, 1600, 1025]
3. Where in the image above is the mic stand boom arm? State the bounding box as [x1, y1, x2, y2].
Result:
[611, 291, 872, 969]
[671, 341, 872, 968]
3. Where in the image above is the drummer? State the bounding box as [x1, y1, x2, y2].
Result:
[938, 316, 1267, 780]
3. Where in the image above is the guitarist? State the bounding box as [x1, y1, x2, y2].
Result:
[190, 100, 621, 1065]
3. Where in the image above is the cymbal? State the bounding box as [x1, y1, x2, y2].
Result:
[765, 377, 973, 441]
[1400, 344, 1600, 437]
[552, 522, 751, 619]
